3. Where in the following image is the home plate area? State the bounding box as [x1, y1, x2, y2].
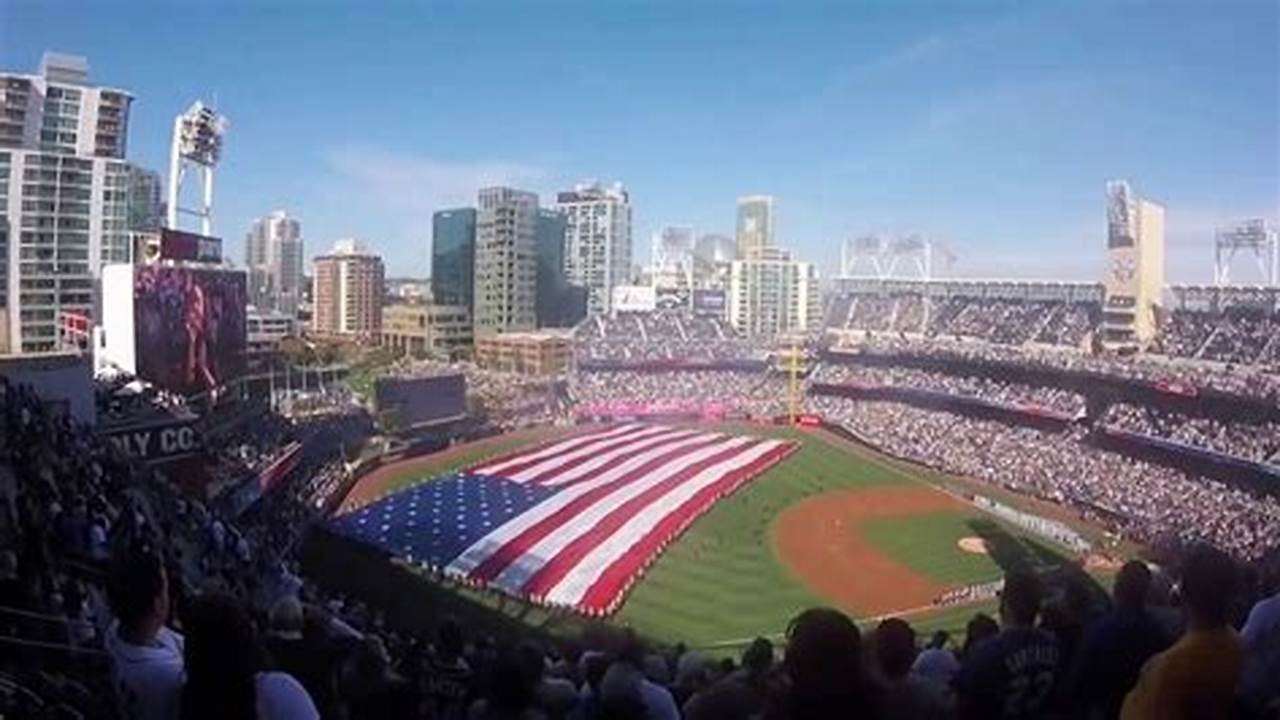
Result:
[330, 424, 796, 616]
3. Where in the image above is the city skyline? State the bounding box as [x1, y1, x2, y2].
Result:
[1, 2, 1276, 284]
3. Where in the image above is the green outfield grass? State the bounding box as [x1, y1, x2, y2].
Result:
[322, 423, 1103, 651]
[859, 511, 1072, 587]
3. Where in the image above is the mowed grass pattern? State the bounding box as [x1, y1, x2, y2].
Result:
[614, 425, 918, 645]
[859, 512, 1005, 585]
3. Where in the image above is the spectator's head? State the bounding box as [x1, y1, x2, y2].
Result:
[962, 613, 999, 656]
[742, 636, 773, 676]
[436, 617, 464, 661]
[1114, 560, 1152, 611]
[1000, 568, 1044, 627]
[676, 649, 710, 690]
[107, 549, 169, 641]
[1179, 544, 1237, 628]
[579, 650, 609, 693]
[785, 607, 867, 700]
[486, 646, 539, 714]
[872, 618, 917, 681]
[180, 594, 264, 720]
[268, 595, 304, 640]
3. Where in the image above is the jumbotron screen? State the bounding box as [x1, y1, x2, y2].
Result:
[133, 265, 247, 395]
[375, 374, 467, 428]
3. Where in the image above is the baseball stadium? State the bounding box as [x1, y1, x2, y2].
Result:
[314, 415, 1110, 649]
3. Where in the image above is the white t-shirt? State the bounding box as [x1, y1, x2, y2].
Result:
[256, 671, 320, 720]
[106, 624, 185, 720]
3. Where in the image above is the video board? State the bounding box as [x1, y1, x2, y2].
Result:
[133, 266, 247, 395]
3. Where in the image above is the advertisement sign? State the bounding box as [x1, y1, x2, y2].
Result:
[140, 228, 222, 262]
[104, 419, 203, 462]
[611, 285, 657, 313]
[692, 288, 727, 316]
[134, 266, 247, 395]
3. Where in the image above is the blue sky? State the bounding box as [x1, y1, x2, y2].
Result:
[2, 0, 1276, 282]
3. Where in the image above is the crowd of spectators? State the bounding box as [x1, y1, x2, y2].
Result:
[1158, 308, 1280, 368]
[811, 363, 1087, 416]
[831, 334, 1280, 405]
[571, 371, 789, 419]
[835, 294, 1099, 349]
[5, 354, 1280, 719]
[576, 311, 753, 363]
[1101, 403, 1280, 466]
[810, 394, 1280, 563]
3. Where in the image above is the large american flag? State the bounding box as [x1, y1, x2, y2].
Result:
[331, 424, 796, 615]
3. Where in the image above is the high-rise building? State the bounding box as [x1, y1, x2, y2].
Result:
[474, 187, 538, 336]
[727, 248, 819, 336]
[311, 239, 384, 338]
[1102, 180, 1165, 347]
[126, 166, 164, 232]
[431, 208, 475, 309]
[735, 195, 775, 259]
[556, 180, 632, 315]
[536, 208, 569, 327]
[0, 52, 134, 353]
[245, 210, 304, 316]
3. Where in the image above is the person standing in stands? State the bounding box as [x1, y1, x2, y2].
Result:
[180, 594, 319, 720]
[768, 607, 883, 720]
[1121, 545, 1244, 720]
[425, 618, 475, 720]
[1066, 561, 1171, 720]
[105, 550, 184, 720]
[953, 569, 1059, 720]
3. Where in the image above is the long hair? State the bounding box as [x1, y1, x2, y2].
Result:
[180, 594, 267, 720]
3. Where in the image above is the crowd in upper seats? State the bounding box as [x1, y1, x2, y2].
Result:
[575, 312, 752, 363]
[832, 335, 1280, 404]
[1101, 403, 1280, 466]
[571, 371, 789, 419]
[1157, 308, 1280, 368]
[835, 294, 1099, 349]
[810, 363, 1087, 416]
[811, 395, 1280, 564]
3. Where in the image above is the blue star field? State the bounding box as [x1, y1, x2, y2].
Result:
[329, 473, 558, 569]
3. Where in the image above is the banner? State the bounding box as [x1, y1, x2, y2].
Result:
[104, 419, 203, 463]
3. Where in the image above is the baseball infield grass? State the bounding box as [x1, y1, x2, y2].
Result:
[328, 423, 1090, 651]
[859, 512, 1071, 587]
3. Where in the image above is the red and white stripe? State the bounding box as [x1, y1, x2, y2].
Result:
[450, 424, 796, 614]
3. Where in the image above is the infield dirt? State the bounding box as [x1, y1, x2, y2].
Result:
[773, 485, 970, 615]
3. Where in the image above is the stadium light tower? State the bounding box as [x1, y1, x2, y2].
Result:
[840, 234, 948, 280]
[167, 101, 228, 236]
[1214, 219, 1278, 287]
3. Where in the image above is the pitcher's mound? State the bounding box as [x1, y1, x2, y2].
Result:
[957, 537, 989, 555]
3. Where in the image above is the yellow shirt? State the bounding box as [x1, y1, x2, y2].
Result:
[1120, 626, 1244, 720]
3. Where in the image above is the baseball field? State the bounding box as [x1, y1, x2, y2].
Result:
[324, 422, 1106, 649]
